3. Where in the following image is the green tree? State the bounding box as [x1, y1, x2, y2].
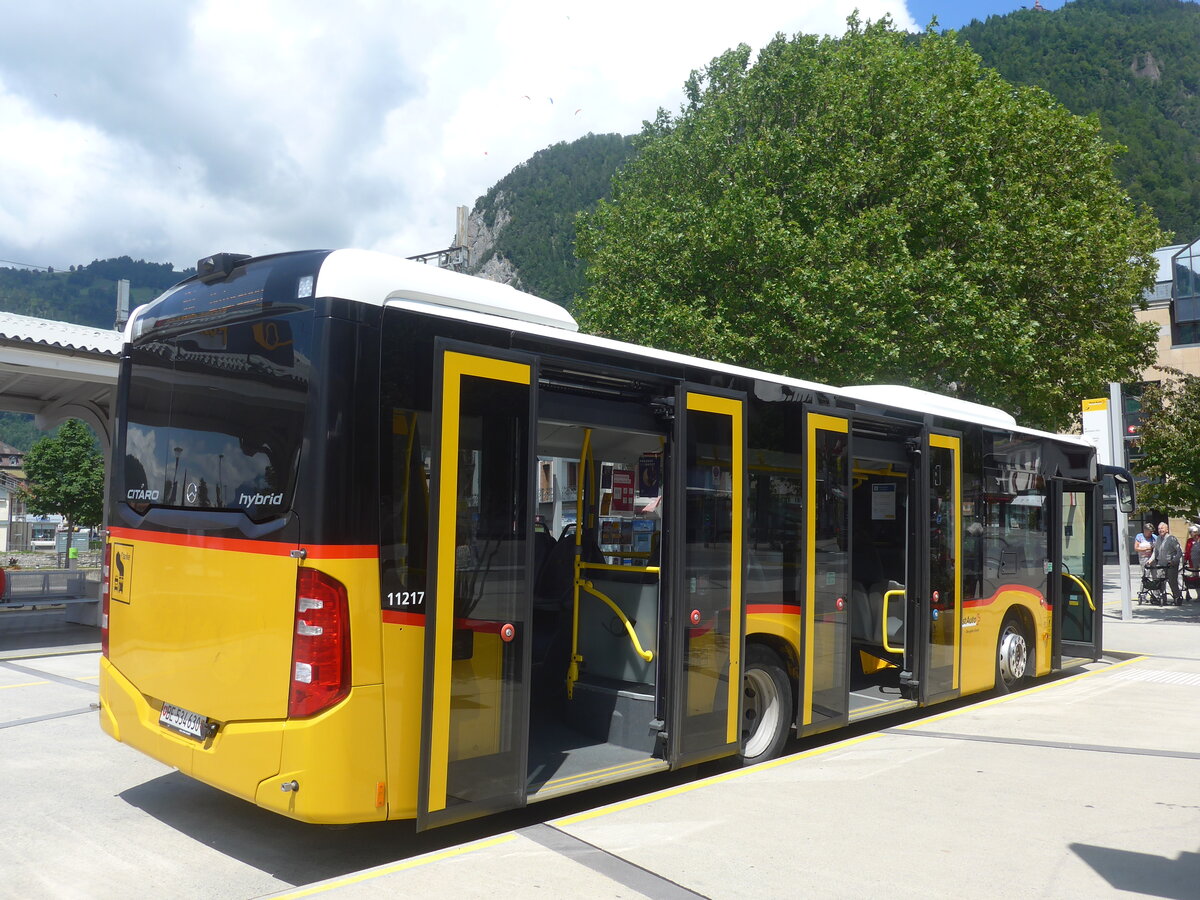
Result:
[575, 16, 1163, 431]
[22, 419, 105, 541]
[1132, 369, 1200, 517]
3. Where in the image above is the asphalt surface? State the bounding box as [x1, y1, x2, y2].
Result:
[1, 566, 1197, 899]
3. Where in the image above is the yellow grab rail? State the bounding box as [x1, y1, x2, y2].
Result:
[565, 426, 660, 698]
[882, 589, 906, 654]
[578, 579, 655, 662]
[1062, 573, 1095, 612]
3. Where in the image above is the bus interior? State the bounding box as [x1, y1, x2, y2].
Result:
[527, 412, 671, 799]
[846, 419, 919, 722]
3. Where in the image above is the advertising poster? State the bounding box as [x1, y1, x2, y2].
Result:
[637, 453, 661, 497]
[612, 469, 635, 512]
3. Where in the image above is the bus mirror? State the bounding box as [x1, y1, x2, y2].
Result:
[1115, 479, 1134, 516]
[1099, 465, 1136, 516]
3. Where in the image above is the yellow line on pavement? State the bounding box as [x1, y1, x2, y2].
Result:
[267, 835, 519, 899]
[893, 655, 1147, 731]
[267, 733, 886, 896]
[554, 732, 884, 828]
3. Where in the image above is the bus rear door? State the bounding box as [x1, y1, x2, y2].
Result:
[417, 344, 537, 830]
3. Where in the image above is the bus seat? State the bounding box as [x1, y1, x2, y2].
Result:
[851, 584, 873, 642]
[531, 526, 605, 697]
[534, 525, 577, 608]
[533, 526, 556, 592]
[857, 580, 905, 651]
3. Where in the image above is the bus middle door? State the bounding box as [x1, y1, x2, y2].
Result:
[668, 385, 746, 767]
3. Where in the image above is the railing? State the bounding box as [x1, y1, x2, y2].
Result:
[0, 568, 99, 606]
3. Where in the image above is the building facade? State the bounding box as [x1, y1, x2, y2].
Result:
[1137, 241, 1200, 380]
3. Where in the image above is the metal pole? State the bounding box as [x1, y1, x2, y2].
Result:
[1109, 382, 1132, 621]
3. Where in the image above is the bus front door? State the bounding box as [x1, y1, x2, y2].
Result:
[668, 385, 746, 766]
[417, 345, 536, 830]
[1053, 481, 1101, 664]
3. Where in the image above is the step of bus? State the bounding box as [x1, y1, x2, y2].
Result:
[566, 675, 657, 753]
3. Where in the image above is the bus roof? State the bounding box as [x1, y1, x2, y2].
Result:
[839, 385, 1018, 430]
[133, 248, 1088, 447]
[315, 249, 579, 333]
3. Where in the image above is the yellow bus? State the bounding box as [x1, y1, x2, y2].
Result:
[99, 248, 1130, 829]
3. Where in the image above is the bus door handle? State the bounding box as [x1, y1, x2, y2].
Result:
[882, 590, 906, 654]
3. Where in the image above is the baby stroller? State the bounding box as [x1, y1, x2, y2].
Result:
[1138, 565, 1170, 607]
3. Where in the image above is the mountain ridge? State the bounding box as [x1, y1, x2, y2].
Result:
[465, 0, 1200, 302]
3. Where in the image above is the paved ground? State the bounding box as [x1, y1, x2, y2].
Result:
[1, 565, 1197, 899]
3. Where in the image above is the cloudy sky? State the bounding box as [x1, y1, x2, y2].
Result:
[0, 1, 1052, 272]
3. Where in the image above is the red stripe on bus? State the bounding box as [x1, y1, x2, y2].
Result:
[746, 603, 802, 616]
[382, 610, 425, 626]
[381, 611, 507, 634]
[454, 618, 508, 634]
[107, 526, 378, 560]
[962, 584, 1046, 609]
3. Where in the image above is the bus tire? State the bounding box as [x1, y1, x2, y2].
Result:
[739, 644, 793, 766]
[995, 614, 1030, 694]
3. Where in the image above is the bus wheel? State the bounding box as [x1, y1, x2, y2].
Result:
[739, 645, 792, 766]
[995, 615, 1029, 694]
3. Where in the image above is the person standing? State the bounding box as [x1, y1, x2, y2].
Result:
[1152, 521, 1184, 606]
[1184, 523, 1200, 602]
[1134, 522, 1157, 566]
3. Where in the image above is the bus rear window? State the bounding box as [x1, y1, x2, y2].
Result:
[121, 309, 314, 521]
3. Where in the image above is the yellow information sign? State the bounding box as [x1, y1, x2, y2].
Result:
[1081, 398, 1108, 412]
[110, 543, 134, 603]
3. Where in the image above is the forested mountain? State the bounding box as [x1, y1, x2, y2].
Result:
[959, 0, 1200, 240]
[465, 133, 636, 304]
[470, 0, 1200, 299]
[0, 256, 188, 329]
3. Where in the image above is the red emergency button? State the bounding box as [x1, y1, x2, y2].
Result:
[500, 623, 515, 642]
[690, 609, 701, 625]
[836, 597, 845, 611]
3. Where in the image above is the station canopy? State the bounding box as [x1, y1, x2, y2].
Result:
[0, 311, 121, 455]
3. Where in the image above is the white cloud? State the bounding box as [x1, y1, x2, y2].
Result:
[0, 1, 917, 271]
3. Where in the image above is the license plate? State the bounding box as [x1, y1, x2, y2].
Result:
[159, 701, 208, 741]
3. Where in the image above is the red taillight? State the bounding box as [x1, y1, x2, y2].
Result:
[100, 543, 111, 658]
[288, 568, 351, 718]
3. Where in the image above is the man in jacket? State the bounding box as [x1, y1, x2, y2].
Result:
[1152, 521, 1184, 606]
